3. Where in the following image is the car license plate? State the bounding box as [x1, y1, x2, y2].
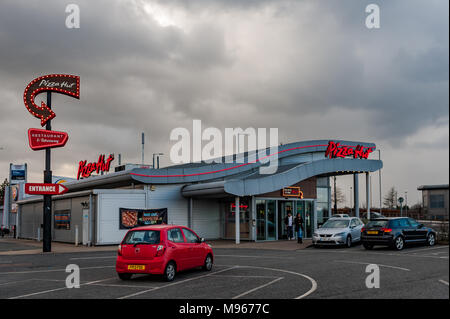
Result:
[128, 265, 145, 270]
[367, 231, 378, 235]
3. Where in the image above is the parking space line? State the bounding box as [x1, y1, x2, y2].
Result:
[211, 275, 280, 279]
[0, 279, 33, 286]
[89, 283, 158, 289]
[232, 277, 284, 299]
[438, 280, 449, 286]
[117, 266, 238, 299]
[401, 246, 449, 254]
[215, 254, 294, 259]
[231, 266, 318, 299]
[302, 249, 449, 260]
[70, 256, 116, 260]
[333, 260, 410, 271]
[0, 265, 115, 275]
[8, 277, 116, 299]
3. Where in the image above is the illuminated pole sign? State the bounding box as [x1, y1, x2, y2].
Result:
[77, 154, 114, 180]
[28, 128, 68, 150]
[23, 74, 80, 253]
[23, 74, 79, 126]
[325, 141, 374, 159]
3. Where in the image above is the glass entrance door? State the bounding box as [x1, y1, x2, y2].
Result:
[266, 200, 276, 240]
[304, 201, 313, 238]
[256, 199, 276, 241]
[278, 201, 294, 239]
[292, 200, 314, 239]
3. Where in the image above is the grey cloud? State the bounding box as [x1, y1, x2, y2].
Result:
[0, 0, 448, 205]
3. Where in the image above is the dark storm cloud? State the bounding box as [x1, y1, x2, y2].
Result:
[0, 0, 448, 202]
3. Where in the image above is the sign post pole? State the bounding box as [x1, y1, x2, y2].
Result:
[43, 92, 52, 252]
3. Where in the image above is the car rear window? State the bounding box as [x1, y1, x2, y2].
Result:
[122, 230, 160, 244]
[365, 220, 389, 228]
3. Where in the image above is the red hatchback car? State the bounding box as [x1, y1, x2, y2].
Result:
[116, 225, 214, 281]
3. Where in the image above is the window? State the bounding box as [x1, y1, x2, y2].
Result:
[167, 228, 184, 243]
[350, 219, 358, 227]
[182, 228, 200, 243]
[122, 230, 160, 244]
[398, 219, 411, 228]
[389, 220, 400, 228]
[317, 188, 329, 203]
[322, 219, 350, 228]
[430, 195, 445, 209]
[408, 218, 419, 228]
[366, 220, 388, 228]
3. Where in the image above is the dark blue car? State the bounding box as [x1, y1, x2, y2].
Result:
[361, 217, 437, 250]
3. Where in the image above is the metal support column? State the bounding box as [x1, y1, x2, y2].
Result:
[366, 172, 371, 220]
[43, 92, 52, 252]
[353, 173, 359, 218]
[235, 196, 240, 244]
[188, 198, 193, 229]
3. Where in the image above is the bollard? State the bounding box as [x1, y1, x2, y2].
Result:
[75, 225, 79, 246]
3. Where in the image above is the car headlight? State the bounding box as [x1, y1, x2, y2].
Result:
[334, 232, 345, 237]
[313, 233, 319, 237]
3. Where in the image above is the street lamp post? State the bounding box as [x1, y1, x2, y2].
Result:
[405, 191, 408, 216]
[350, 186, 353, 215]
[378, 149, 382, 215]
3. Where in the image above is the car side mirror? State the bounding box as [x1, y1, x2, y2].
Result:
[199, 237, 205, 243]
[418, 224, 424, 228]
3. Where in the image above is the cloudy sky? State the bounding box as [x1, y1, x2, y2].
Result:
[0, 0, 448, 206]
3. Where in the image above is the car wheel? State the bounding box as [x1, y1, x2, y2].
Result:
[164, 261, 176, 282]
[118, 273, 132, 281]
[363, 243, 373, 250]
[427, 233, 436, 246]
[393, 236, 404, 251]
[203, 254, 213, 271]
[345, 235, 352, 248]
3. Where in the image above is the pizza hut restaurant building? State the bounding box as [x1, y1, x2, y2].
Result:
[16, 140, 382, 245]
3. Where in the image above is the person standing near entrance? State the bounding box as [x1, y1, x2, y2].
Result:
[294, 213, 304, 244]
[284, 212, 294, 240]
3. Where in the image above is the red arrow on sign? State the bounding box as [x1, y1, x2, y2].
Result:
[25, 183, 69, 195]
[28, 128, 69, 150]
[23, 74, 80, 126]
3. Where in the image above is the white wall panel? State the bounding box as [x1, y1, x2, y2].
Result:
[192, 199, 221, 239]
[97, 193, 146, 244]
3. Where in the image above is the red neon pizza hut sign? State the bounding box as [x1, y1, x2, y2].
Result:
[325, 141, 374, 159]
[77, 154, 114, 180]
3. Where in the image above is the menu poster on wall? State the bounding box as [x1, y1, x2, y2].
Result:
[54, 210, 71, 230]
[119, 208, 168, 229]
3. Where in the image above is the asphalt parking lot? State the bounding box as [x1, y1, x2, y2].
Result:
[0, 242, 448, 299]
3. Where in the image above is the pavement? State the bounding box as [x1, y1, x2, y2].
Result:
[0, 238, 312, 255]
[0, 238, 448, 299]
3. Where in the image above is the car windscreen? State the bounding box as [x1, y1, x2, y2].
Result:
[365, 220, 389, 228]
[122, 230, 160, 245]
[321, 219, 350, 228]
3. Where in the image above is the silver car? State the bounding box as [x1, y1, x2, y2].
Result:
[313, 217, 364, 248]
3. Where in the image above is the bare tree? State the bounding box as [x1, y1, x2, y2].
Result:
[383, 186, 397, 209]
[332, 186, 346, 206]
[0, 178, 9, 203]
